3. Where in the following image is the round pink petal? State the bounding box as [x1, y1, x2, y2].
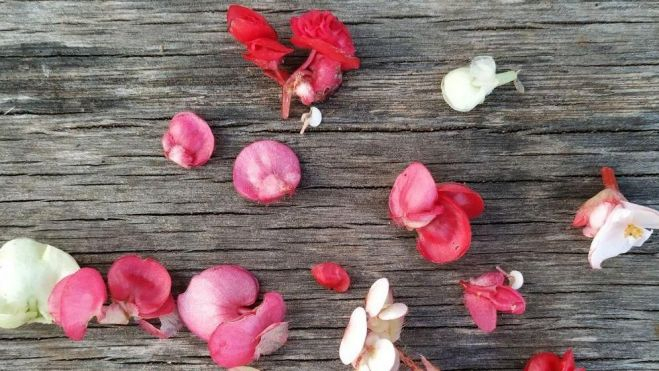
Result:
[208, 292, 286, 368]
[162, 112, 215, 168]
[107, 255, 173, 318]
[177, 265, 260, 341]
[463, 292, 497, 333]
[233, 140, 301, 204]
[389, 162, 441, 230]
[48, 268, 107, 341]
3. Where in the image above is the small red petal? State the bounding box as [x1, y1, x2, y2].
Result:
[311, 262, 350, 292]
[177, 265, 260, 341]
[48, 268, 107, 341]
[416, 195, 472, 264]
[524, 349, 584, 371]
[290, 35, 360, 70]
[490, 286, 526, 314]
[227, 5, 278, 44]
[107, 255, 173, 318]
[463, 292, 497, 333]
[162, 112, 215, 168]
[233, 140, 301, 204]
[436, 182, 485, 219]
[389, 162, 442, 230]
[208, 292, 287, 368]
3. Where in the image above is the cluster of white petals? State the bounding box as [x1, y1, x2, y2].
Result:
[339, 278, 408, 371]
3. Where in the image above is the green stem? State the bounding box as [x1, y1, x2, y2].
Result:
[494, 70, 519, 87]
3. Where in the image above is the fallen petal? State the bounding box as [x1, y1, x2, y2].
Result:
[162, 112, 215, 168]
[416, 195, 472, 264]
[233, 140, 301, 204]
[311, 262, 351, 293]
[366, 337, 397, 371]
[436, 182, 485, 219]
[227, 5, 278, 44]
[178, 265, 260, 341]
[137, 309, 182, 339]
[588, 205, 634, 269]
[255, 321, 289, 357]
[463, 292, 497, 333]
[389, 162, 442, 230]
[339, 307, 368, 365]
[378, 303, 408, 320]
[365, 278, 390, 317]
[48, 268, 106, 340]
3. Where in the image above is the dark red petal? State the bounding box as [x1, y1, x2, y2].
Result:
[389, 162, 442, 230]
[436, 182, 485, 219]
[416, 195, 472, 264]
[490, 286, 526, 314]
[311, 262, 350, 292]
[48, 268, 107, 341]
[177, 265, 260, 341]
[227, 5, 277, 44]
[208, 292, 286, 368]
[245, 38, 293, 61]
[524, 352, 565, 371]
[291, 35, 360, 70]
[107, 255, 173, 318]
[463, 292, 497, 333]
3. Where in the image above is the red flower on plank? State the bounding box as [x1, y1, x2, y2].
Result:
[524, 348, 586, 371]
[311, 262, 351, 292]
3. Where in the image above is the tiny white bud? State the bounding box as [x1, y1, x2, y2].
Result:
[508, 270, 524, 290]
[300, 106, 322, 134]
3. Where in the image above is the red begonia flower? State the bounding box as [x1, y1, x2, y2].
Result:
[227, 4, 278, 44]
[389, 162, 443, 230]
[524, 348, 586, 371]
[227, 5, 292, 85]
[281, 10, 359, 118]
[416, 194, 472, 264]
[105, 255, 180, 338]
[232, 140, 301, 204]
[460, 270, 526, 333]
[48, 268, 106, 341]
[162, 112, 215, 169]
[311, 262, 350, 292]
[437, 182, 485, 219]
[208, 292, 287, 368]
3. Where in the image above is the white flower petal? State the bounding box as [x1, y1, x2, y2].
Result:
[589, 206, 634, 269]
[378, 303, 408, 320]
[469, 56, 497, 87]
[366, 338, 397, 371]
[630, 228, 652, 247]
[366, 278, 390, 317]
[0, 238, 79, 328]
[339, 307, 368, 365]
[589, 202, 616, 231]
[368, 316, 404, 343]
[623, 201, 659, 229]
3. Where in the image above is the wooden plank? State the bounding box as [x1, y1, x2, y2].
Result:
[0, 0, 657, 369]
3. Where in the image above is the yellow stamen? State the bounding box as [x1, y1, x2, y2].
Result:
[624, 224, 643, 239]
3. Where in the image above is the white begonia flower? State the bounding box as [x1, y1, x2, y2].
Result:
[589, 201, 659, 269]
[340, 278, 408, 371]
[0, 238, 79, 328]
[441, 56, 523, 112]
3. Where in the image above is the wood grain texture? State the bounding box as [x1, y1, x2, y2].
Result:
[0, 0, 658, 370]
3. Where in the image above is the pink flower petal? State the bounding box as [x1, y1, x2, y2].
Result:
[436, 182, 485, 219]
[162, 112, 215, 168]
[208, 292, 286, 368]
[227, 5, 278, 44]
[107, 255, 173, 318]
[233, 140, 301, 204]
[137, 310, 183, 339]
[177, 265, 260, 341]
[469, 271, 505, 287]
[48, 268, 106, 340]
[490, 286, 526, 315]
[255, 321, 289, 357]
[311, 262, 351, 293]
[389, 162, 442, 230]
[463, 292, 497, 333]
[416, 195, 472, 264]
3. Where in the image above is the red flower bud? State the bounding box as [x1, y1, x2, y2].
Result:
[311, 262, 350, 292]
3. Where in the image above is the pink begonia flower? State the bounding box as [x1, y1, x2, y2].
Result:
[162, 112, 215, 169]
[311, 262, 351, 293]
[460, 270, 526, 333]
[524, 348, 585, 371]
[389, 162, 484, 265]
[177, 265, 287, 368]
[233, 140, 301, 204]
[574, 167, 659, 268]
[48, 268, 106, 341]
[340, 278, 407, 371]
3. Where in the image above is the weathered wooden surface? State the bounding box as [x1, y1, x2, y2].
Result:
[1, 0, 658, 370]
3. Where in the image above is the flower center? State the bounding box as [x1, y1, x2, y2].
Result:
[624, 224, 643, 239]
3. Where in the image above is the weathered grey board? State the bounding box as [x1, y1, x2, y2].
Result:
[0, 0, 658, 370]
